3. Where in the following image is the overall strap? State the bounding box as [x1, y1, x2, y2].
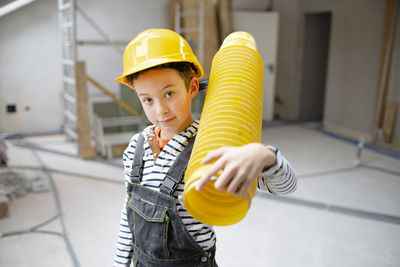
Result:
[160, 136, 196, 196]
[130, 134, 145, 184]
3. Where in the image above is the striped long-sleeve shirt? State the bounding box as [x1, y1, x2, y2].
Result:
[114, 120, 297, 266]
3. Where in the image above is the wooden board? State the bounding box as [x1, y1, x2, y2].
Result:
[217, 0, 232, 42]
[382, 101, 398, 143]
[169, 0, 219, 79]
[181, 0, 199, 58]
[75, 61, 98, 159]
[169, 0, 178, 30]
[203, 0, 219, 78]
[374, 0, 396, 129]
[0, 195, 8, 219]
[398, 134, 400, 148]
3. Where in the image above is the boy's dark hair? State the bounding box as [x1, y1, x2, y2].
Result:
[125, 62, 196, 91]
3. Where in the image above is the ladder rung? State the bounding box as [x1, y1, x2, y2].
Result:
[64, 110, 77, 122]
[180, 27, 201, 33]
[59, 2, 72, 11]
[64, 117, 77, 126]
[63, 76, 76, 85]
[62, 41, 74, 46]
[60, 21, 73, 28]
[64, 121, 77, 130]
[63, 93, 76, 103]
[64, 125, 78, 140]
[62, 59, 75, 65]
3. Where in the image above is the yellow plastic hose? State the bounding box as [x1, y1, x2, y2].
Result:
[184, 32, 264, 226]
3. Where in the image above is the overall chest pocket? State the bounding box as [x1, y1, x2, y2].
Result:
[127, 194, 170, 259]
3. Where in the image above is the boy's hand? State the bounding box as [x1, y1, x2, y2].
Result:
[195, 143, 276, 197]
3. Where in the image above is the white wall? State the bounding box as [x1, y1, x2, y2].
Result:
[273, 0, 301, 119]
[301, 0, 386, 140]
[0, 0, 62, 133]
[274, 0, 389, 141]
[0, 0, 169, 134]
[76, 0, 169, 101]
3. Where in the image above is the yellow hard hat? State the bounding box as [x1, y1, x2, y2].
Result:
[116, 28, 204, 89]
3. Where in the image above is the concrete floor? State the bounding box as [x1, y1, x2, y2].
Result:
[0, 124, 399, 267]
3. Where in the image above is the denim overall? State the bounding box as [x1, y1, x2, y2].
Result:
[126, 134, 217, 267]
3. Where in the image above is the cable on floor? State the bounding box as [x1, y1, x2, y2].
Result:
[298, 164, 400, 179]
[2, 165, 123, 184]
[10, 139, 122, 168]
[32, 150, 81, 267]
[0, 214, 61, 238]
[256, 192, 400, 225]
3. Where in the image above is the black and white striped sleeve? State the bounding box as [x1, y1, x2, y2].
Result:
[113, 133, 139, 267]
[257, 146, 297, 195]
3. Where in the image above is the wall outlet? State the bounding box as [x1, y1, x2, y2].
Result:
[6, 104, 16, 113]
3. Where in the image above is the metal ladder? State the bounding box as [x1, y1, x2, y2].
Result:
[57, 0, 78, 141]
[174, 0, 205, 67]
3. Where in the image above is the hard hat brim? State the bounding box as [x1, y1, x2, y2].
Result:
[116, 58, 204, 90]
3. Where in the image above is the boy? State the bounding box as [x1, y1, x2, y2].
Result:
[114, 29, 297, 267]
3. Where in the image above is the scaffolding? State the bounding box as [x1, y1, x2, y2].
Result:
[57, 0, 141, 159]
[174, 0, 205, 67]
[58, 0, 78, 141]
[56, 0, 223, 158]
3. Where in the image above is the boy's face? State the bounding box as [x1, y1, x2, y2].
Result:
[133, 68, 199, 139]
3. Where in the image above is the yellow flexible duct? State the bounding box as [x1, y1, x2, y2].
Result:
[184, 31, 264, 226]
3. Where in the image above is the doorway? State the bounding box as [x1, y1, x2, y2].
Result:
[299, 12, 332, 121]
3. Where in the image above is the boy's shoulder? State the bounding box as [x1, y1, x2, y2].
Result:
[139, 124, 157, 139]
[124, 125, 156, 157]
[129, 124, 156, 144]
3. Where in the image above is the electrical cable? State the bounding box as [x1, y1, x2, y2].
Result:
[256, 192, 400, 225]
[10, 139, 122, 168]
[298, 164, 400, 179]
[32, 150, 80, 267]
[360, 164, 400, 177]
[313, 124, 400, 160]
[1, 129, 63, 140]
[0, 214, 60, 238]
[298, 166, 359, 179]
[0, 141, 126, 265]
[2, 165, 123, 184]
[260, 121, 400, 160]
